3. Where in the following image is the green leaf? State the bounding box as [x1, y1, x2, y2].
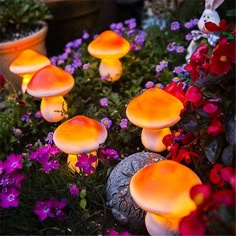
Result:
[80, 198, 87, 209]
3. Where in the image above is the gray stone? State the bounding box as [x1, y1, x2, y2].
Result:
[106, 151, 165, 230]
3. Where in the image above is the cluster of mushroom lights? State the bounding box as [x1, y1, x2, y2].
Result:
[88, 30, 130, 82]
[8, 34, 202, 236]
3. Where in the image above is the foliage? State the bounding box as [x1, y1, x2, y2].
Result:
[0, 0, 52, 41]
[0, 2, 235, 235]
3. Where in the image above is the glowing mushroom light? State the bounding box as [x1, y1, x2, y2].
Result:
[9, 49, 50, 93]
[126, 87, 184, 152]
[130, 160, 202, 235]
[53, 115, 107, 174]
[27, 64, 74, 123]
[88, 30, 130, 81]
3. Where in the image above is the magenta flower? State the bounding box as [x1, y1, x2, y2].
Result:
[100, 148, 119, 160]
[4, 154, 23, 174]
[1, 187, 20, 208]
[50, 197, 68, 220]
[69, 184, 79, 197]
[0, 160, 4, 175]
[34, 200, 54, 221]
[76, 153, 97, 175]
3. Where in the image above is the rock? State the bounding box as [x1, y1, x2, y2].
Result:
[106, 151, 165, 230]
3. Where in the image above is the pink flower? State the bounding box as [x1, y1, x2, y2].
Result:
[4, 154, 23, 174]
[185, 86, 203, 107]
[69, 184, 80, 197]
[76, 153, 97, 175]
[207, 118, 224, 136]
[0, 187, 20, 208]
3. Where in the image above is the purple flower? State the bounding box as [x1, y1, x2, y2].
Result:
[0, 187, 20, 208]
[145, 81, 155, 89]
[13, 128, 22, 137]
[100, 75, 109, 81]
[76, 153, 97, 175]
[45, 132, 54, 144]
[175, 46, 185, 53]
[173, 66, 184, 75]
[160, 60, 168, 68]
[172, 77, 180, 83]
[72, 38, 82, 48]
[82, 31, 89, 40]
[192, 18, 199, 26]
[170, 21, 180, 31]
[4, 154, 23, 174]
[119, 118, 128, 129]
[50, 197, 68, 220]
[82, 63, 90, 71]
[99, 98, 109, 107]
[69, 184, 79, 197]
[34, 111, 42, 119]
[72, 57, 82, 68]
[155, 64, 163, 73]
[166, 42, 177, 52]
[125, 18, 137, 30]
[155, 83, 164, 89]
[185, 33, 193, 41]
[100, 117, 112, 129]
[21, 112, 31, 123]
[184, 21, 194, 29]
[100, 148, 119, 160]
[64, 64, 75, 75]
[34, 200, 53, 221]
[43, 159, 59, 174]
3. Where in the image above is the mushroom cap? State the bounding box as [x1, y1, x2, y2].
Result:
[130, 160, 201, 217]
[126, 88, 184, 129]
[9, 49, 50, 76]
[53, 115, 108, 154]
[27, 65, 74, 98]
[88, 30, 130, 59]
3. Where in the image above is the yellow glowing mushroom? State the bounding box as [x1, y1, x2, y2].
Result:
[9, 49, 50, 93]
[53, 115, 107, 173]
[130, 160, 201, 235]
[27, 65, 74, 122]
[88, 30, 130, 81]
[126, 88, 184, 152]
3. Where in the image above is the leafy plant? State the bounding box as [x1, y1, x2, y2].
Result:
[0, 0, 52, 41]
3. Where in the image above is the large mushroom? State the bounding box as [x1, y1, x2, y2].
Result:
[88, 30, 130, 81]
[53, 115, 107, 174]
[27, 64, 74, 122]
[126, 87, 184, 152]
[130, 160, 201, 235]
[9, 49, 50, 93]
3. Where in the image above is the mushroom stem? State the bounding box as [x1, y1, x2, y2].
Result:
[40, 96, 68, 123]
[22, 73, 34, 93]
[145, 212, 178, 236]
[99, 58, 122, 81]
[141, 127, 171, 152]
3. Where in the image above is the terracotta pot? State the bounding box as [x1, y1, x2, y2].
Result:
[0, 21, 48, 92]
[41, 0, 100, 55]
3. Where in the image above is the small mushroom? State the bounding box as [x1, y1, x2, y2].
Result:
[9, 49, 50, 93]
[53, 115, 107, 173]
[27, 65, 74, 122]
[130, 160, 201, 235]
[126, 88, 184, 152]
[88, 30, 130, 81]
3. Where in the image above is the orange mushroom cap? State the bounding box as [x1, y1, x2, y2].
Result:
[53, 115, 108, 154]
[88, 30, 130, 59]
[130, 160, 201, 217]
[27, 65, 74, 98]
[126, 88, 184, 129]
[9, 49, 50, 76]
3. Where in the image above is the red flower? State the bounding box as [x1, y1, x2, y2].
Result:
[179, 211, 206, 236]
[209, 37, 236, 76]
[184, 43, 209, 81]
[211, 189, 235, 206]
[207, 117, 224, 136]
[164, 82, 186, 103]
[190, 184, 212, 207]
[203, 101, 219, 116]
[185, 86, 203, 107]
[205, 19, 232, 33]
[210, 164, 225, 187]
